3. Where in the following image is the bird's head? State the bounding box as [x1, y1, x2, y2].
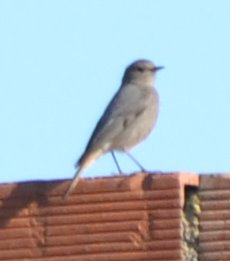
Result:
[122, 59, 164, 85]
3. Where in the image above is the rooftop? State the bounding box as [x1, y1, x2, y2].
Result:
[0, 172, 229, 260]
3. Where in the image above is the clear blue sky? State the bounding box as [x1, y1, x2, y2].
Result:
[1, 0, 230, 183]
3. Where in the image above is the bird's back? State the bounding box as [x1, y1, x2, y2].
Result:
[77, 82, 159, 165]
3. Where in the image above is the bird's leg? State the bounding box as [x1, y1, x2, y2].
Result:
[111, 151, 123, 175]
[125, 151, 146, 172]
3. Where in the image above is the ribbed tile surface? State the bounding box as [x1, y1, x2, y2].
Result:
[0, 172, 198, 260]
[199, 174, 230, 261]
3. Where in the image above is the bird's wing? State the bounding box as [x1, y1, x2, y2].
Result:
[77, 84, 151, 166]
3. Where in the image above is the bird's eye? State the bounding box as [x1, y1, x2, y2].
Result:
[136, 67, 144, 72]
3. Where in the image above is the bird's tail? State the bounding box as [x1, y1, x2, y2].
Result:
[63, 149, 103, 200]
[63, 166, 83, 200]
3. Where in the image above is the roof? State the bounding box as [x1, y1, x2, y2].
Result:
[0, 172, 229, 260]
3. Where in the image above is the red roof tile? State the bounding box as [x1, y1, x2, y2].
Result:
[199, 174, 230, 261]
[0, 172, 199, 260]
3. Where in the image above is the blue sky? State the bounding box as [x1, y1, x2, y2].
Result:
[0, 0, 230, 183]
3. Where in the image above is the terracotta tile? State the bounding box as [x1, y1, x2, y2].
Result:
[199, 174, 230, 261]
[0, 172, 198, 260]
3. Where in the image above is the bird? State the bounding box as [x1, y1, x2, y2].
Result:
[64, 59, 163, 199]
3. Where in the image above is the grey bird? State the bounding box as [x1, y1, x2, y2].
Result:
[64, 59, 163, 199]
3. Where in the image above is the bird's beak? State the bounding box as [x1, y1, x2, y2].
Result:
[154, 66, 164, 71]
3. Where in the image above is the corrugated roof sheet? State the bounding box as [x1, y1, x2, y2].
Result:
[0, 172, 199, 260]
